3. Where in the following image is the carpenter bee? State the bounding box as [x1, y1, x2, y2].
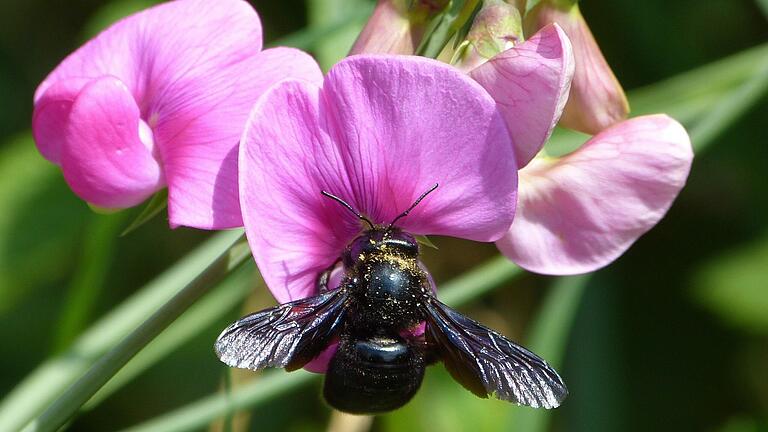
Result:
[215, 184, 567, 414]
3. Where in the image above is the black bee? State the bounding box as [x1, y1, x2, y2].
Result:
[215, 184, 567, 414]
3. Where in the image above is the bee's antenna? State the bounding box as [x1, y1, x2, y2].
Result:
[388, 183, 439, 228]
[321, 190, 375, 230]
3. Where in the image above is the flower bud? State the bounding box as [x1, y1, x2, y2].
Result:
[525, 0, 629, 134]
[349, 0, 448, 55]
[454, 0, 524, 72]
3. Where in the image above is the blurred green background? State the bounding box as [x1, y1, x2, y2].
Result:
[0, 0, 766, 431]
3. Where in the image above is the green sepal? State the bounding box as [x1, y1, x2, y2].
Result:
[416, 235, 439, 250]
[120, 189, 168, 236]
[416, 0, 482, 58]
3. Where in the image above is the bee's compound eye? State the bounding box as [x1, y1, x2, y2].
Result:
[383, 232, 419, 257]
[345, 234, 377, 266]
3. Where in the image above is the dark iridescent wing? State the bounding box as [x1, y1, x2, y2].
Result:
[423, 298, 567, 409]
[215, 289, 348, 372]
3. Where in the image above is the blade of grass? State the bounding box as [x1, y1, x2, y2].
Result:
[21, 234, 251, 432]
[83, 263, 257, 409]
[688, 56, 768, 151]
[117, 255, 526, 432]
[0, 230, 243, 432]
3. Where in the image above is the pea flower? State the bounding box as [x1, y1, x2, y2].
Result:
[238, 54, 517, 313]
[525, 0, 630, 134]
[32, 0, 322, 229]
[446, 7, 693, 274]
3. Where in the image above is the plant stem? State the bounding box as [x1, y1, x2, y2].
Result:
[507, 275, 590, 431]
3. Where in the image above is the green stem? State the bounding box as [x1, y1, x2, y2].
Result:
[507, 275, 590, 431]
[83, 264, 257, 409]
[117, 255, 525, 432]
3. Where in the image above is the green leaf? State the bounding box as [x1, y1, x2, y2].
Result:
[121, 189, 168, 236]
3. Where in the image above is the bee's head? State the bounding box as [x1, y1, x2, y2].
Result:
[343, 227, 419, 267]
[320, 183, 438, 267]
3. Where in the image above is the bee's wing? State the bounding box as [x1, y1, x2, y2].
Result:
[423, 298, 567, 409]
[215, 289, 347, 372]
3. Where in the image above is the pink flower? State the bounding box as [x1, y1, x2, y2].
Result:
[525, 0, 630, 134]
[498, 115, 693, 274]
[32, 0, 322, 229]
[453, 17, 693, 274]
[239, 54, 517, 305]
[468, 23, 575, 169]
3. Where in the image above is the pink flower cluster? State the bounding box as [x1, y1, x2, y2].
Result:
[33, 0, 693, 304]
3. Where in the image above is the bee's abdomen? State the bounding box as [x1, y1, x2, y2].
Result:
[324, 336, 425, 414]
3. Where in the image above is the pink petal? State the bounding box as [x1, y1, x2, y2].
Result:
[526, 3, 629, 134]
[60, 76, 163, 209]
[32, 77, 91, 164]
[162, 47, 323, 229]
[240, 80, 357, 303]
[323, 56, 517, 240]
[469, 23, 574, 168]
[496, 115, 693, 274]
[241, 55, 517, 302]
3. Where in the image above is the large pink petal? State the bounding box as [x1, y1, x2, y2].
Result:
[323, 55, 517, 241]
[241, 55, 517, 302]
[497, 115, 693, 274]
[240, 80, 359, 303]
[60, 76, 163, 209]
[469, 24, 574, 168]
[162, 48, 323, 229]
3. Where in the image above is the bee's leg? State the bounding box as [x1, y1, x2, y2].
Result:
[316, 259, 340, 293]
